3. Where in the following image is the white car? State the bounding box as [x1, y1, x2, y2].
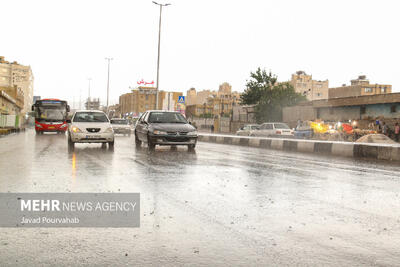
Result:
[251, 122, 294, 137]
[110, 118, 131, 136]
[67, 110, 115, 148]
[236, 124, 260, 136]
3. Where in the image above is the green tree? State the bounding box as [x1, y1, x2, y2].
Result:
[240, 68, 306, 123]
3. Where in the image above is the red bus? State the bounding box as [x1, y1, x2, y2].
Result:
[32, 99, 70, 134]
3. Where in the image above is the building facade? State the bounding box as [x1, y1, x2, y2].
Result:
[0, 88, 22, 115]
[290, 71, 329, 101]
[283, 93, 400, 127]
[85, 98, 100, 110]
[119, 87, 182, 116]
[185, 82, 241, 118]
[0, 56, 34, 115]
[329, 75, 392, 99]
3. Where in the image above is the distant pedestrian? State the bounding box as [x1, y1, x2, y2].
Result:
[382, 122, 388, 136]
[395, 122, 400, 142]
[210, 125, 214, 133]
[377, 120, 382, 133]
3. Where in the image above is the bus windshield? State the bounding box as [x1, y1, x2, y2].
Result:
[34, 101, 68, 122]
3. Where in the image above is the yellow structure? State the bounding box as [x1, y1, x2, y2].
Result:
[185, 82, 241, 117]
[0, 56, 34, 115]
[290, 71, 329, 101]
[329, 75, 391, 99]
[0, 87, 22, 115]
[119, 87, 182, 116]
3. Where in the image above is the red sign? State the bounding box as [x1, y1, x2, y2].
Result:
[137, 79, 154, 86]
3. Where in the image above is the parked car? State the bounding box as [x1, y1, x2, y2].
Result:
[251, 122, 294, 137]
[236, 124, 260, 136]
[110, 118, 131, 136]
[134, 110, 198, 150]
[67, 110, 115, 148]
[294, 121, 313, 139]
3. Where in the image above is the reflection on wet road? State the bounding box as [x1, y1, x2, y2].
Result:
[1, 130, 400, 266]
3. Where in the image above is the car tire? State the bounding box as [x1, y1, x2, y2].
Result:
[108, 140, 114, 148]
[135, 132, 142, 148]
[147, 135, 155, 151]
[68, 135, 74, 148]
[188, 144, 196, 151]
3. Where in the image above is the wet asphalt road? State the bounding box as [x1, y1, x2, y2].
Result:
[1, 130, 400, 266]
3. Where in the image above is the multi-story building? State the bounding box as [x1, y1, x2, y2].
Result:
[0, 56, 34, 115]
[1, 85, 24, 111]
[85, 98, 100, 110]
[185, 82, 241, 117]
[186, 104, 214, 117]
[119, 87, 182, 116]
[186, 88, 197, 106]
[290, 71, 329, 101]
[329, 75, 391, 99]
[0, 86, 23, 115]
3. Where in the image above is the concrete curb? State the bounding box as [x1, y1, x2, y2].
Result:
[198, 134, 400, 162]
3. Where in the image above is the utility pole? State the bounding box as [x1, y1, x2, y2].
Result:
[87, 78, 92, 110]
[105, 57, 113, 113]
[153, 1, 171, 110]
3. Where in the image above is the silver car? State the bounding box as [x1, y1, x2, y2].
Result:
[236, 124, 260, 136]
[67, 110, 115, 148]
[110, 118, 131, 136]
[251, 122, 294, 137]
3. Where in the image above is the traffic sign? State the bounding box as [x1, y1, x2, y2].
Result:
[178, 96, 185, 103]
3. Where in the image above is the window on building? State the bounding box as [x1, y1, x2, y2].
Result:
[365, 87, 373, 93]
[382, 87, 387, 93]
[391, 105, 397, 113]
[360, 106, 366, 114]
[145, 95, 149, 100]
[145, 104, 149, 110]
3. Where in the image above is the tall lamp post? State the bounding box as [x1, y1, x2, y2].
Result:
[153, 1, 171, 110]
[87, 78, 92, 110]
[105, 57, 113, 113]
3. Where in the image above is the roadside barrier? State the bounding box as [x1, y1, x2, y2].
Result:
[198, 134, 400, 162]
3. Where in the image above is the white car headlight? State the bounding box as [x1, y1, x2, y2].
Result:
[153, 130, 167, 135]
[187, 131, 198, 136]
[71, 126, 82, 133]
[105, 127, 114, 133]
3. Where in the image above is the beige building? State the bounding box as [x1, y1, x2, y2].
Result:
[0, 87, 23, 115]
[290, 71, 329, 101]
[119, 87, 182, 116]
[329, 75, 391, 99]
[185, 82, 241, 117]
[186, 88, 197, 106]
[0, 56, 34, 115]
[186, 88, 214, 105]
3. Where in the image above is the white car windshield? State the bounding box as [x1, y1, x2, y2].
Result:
[73, 112, 109, 122]
[274, 123, 290, 129]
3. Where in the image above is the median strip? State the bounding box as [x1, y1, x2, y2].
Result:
[198, 134, 400, 162]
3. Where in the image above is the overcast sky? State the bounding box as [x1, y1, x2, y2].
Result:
[3, 0, 400, 107]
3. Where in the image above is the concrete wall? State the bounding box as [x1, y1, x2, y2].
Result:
[317, 106, 361, 121]
[282, 105, 316, 126]
[362, 103, 400, 119]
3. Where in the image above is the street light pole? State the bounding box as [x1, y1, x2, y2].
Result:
[153, 1, 171, 110]
[105, 57, 113, 113]
[87, 78, 92, 110]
